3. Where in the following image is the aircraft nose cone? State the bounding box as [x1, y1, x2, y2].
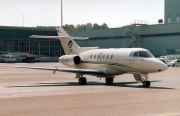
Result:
[156, 60, 168, 72]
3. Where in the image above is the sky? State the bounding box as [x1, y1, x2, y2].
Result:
[0, 0, 164, 28]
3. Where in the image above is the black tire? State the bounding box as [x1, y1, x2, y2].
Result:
[143, 81, 151, 87]
[78, 77, 86, 85]
[105, 77, 114, 84]
[82, 77, 86, 85]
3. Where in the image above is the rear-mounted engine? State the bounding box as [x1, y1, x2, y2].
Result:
[73, 56, 81, 65]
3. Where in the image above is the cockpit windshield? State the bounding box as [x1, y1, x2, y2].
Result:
[130, 51, 154, 58]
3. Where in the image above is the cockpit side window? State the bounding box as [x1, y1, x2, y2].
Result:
[139, 51, 154, 58]
[129, 52, 134, 57]
[131, 50, 154, 58]
[133, 51, 139, 57]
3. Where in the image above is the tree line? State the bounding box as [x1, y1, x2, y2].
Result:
[62, 23, 108, 32]
[62, 23, 108, 31]
[37, 23, 108, 32]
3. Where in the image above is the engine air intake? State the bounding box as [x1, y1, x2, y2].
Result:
[73, 56, 81, 65]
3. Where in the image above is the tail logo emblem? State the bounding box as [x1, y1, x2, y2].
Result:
[68, 40, 73, 48]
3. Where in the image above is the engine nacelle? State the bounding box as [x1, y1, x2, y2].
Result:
[73, 55, 81, 65]
[59, 55, 81, 66]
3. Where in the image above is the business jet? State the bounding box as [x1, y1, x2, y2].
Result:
[12, 27, 168, 87]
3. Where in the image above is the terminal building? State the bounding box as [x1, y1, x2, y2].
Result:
[0, 0, 180, 61]
[0, 27, 60, 61]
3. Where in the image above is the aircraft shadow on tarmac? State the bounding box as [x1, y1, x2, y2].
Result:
[7, 80, 174, 89]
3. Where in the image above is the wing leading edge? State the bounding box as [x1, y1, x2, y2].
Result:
[4, 65, 105, 75]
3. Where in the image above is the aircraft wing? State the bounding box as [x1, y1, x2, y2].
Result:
[4, 65, 105, 75]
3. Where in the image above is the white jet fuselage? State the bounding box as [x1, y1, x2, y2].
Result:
[59, 48, 167, 76]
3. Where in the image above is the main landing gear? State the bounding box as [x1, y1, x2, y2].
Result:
[78, 77, 87, 85]
[105, 77, 114, 84]
[78, 76, 114, 85]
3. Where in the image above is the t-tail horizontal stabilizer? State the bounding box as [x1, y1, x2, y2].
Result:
[29, 35, 89, 40]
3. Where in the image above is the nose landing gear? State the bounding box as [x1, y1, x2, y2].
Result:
[143, 74, 151, 87]
[133, 74, 151, 87]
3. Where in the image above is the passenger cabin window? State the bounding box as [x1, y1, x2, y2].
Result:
[111, 54, 113, 59]
[107, 54, 109, 59]
[98, 55, 101, 59]
[94, 55, 96, 59]
[132, 51, 154, 58]
[102, 54, 105, 59]
[90, 55, 93, 59]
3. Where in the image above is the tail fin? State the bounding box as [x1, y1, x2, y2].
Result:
[56, 27, 80, 54]
[56, 27, 99, 55]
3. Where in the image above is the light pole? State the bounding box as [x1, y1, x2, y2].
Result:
[22, 13, 25, 27]
[61, 0, 63, 27]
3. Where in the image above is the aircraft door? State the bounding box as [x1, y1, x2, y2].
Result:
[97, 53, 103, 64]
[128, 51, 136, 65]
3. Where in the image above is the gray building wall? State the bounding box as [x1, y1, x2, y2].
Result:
[70, 23, 180, 57]
[165, 0, 180, 23]
[142, 36, 180, 56]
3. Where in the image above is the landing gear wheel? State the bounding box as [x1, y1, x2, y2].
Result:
[143, 81, 151, 87]
[105, 77, 114, 84]
[78, 77, 87, 85]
